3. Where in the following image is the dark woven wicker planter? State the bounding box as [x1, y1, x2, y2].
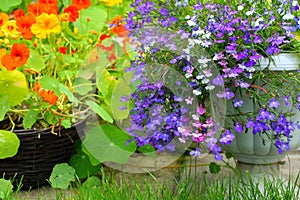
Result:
[0, 120, 85, 189]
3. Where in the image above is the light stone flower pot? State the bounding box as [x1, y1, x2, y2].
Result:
[225, 53, 300, 164]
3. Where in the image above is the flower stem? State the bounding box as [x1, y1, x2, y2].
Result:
[8, 114, 15, 132]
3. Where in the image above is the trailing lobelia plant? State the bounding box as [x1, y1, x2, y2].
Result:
[120, 0, 300, 161]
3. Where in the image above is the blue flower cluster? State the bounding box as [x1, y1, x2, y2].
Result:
[125, 81, 184, 152]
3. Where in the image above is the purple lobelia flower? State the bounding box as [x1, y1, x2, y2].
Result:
[219, 130, 235, 145]
[234, 121, 243, 133]
[269, 98, 280, 108]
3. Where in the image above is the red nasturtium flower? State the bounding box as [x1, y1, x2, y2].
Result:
[1, 43, 30, 70]
[59, 46, 68, 54]
[63, 5, 80, 22]
[13, 9, 25, 19]
[33, 82, 58, 105]
[16, 15, 35, 40]
[72, 0, 91, 9]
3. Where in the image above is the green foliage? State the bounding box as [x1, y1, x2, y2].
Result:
[73, 78, 93, 96]
[0, 70, 28, 107]
[0, 130, 20, 159]
[69, 151, 101, 179]
[82, 176, 101, 189]
[86, 100, 113, 123]
[74, 6, 107, 34]
[61, 118, 72, 129]
[0, 95, 9, 121]
[138, 144, 156, 158]
[23, 108, 39, 129]
[49, 163, 76, 189]
[0, 0, 22, 12]
[0, 178, 13, 199]
[26, 50, 46, 72]
[82, 124, 136, 164]
[209, 162, 221, 174]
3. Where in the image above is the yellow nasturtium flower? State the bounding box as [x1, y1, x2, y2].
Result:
[0, 13, 9, 37]
[100, 0, 122, 7]
[31, 13, 61, 39]
[1, 20, 21, 39]
[0, 48, 6, 68]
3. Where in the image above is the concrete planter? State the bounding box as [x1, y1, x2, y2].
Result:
[225, 53, 300, 164]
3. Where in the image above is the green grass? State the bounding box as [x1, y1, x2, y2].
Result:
[6, 159, 300, 200]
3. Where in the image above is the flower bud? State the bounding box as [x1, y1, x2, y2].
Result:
[74, 27, 78, 35]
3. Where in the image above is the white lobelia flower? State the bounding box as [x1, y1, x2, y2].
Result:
[246, 67, 256, 72]
[238, 5, 244, 10]
[246, 10, 254, 16]
[205, 85, 215, 90]
[187, 20, 197, 27]
[185, 73, 193, 78]
[283, 14, 295, 20]
[254, 17, 264, 27]
[196, 74, 204, 80]
[193, 39, 202, 44]
[293, 1, 298, 6]
[201, 78, 210, 84]
[198, 58, 210, 64]
[193, 90, 202, 95]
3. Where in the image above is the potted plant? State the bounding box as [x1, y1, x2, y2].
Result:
[0, 0, 129, 188]
[118, 0, 300, 167]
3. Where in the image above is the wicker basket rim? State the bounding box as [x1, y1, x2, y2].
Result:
[13, 119, 86, 135]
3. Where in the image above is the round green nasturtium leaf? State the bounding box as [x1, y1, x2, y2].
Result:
[69, 152, 101, 179]
[74, 6, 107, 34]
[0, 178, 13, 199]
[82, 176, 101, 189]
[0, 130, 20, 159]
[49, 163, 75, 189]
[26, 50, 45, 72]
[0, 70, 28, 106]
[82, 125, 136, 164]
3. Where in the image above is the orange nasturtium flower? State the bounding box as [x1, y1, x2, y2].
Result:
[16, 15, 35, 40]
[1, 20, 21, 39]
[34, 82, 58, 105]
[72, 0, 92, 9]
[38, 0, 58, 5]
[99, 0, 122, 7]
[1, 43, 30, 71]
[111, 24, 128, 37]
[27, 3, 42, 17]
[31, 13, 61, 39]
